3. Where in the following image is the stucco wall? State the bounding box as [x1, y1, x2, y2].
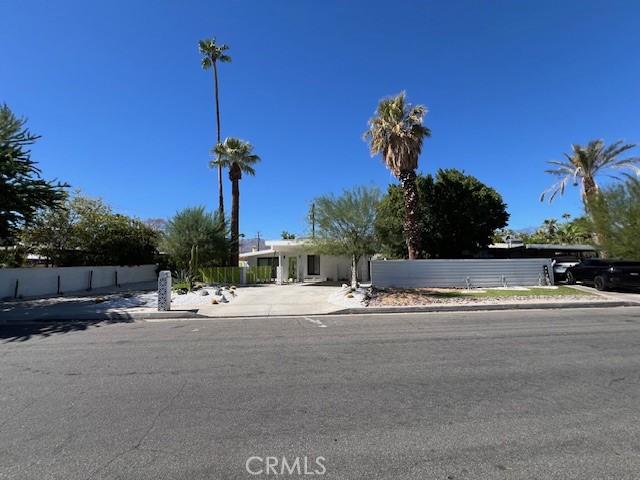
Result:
[0, 264, 158, 299]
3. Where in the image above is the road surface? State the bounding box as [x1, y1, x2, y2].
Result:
[2, 307, 640, 479]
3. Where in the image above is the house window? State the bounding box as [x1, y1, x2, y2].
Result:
[307, 255, 320, 276]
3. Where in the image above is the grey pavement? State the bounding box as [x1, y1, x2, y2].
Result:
[196, 283, 347, 317]
[1, 281, 639, 322]
[1, 307, 640, 479]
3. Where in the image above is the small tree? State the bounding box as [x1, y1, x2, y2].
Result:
[0, 104, 67, 242]
[162, 206, 229, 271]
[588, 179, 640, 259]
[309, 186, 381, 288]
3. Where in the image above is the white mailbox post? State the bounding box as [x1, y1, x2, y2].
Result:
[158, 270, 172, 311]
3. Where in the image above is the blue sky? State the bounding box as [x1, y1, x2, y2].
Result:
[3, 0, 640, 240]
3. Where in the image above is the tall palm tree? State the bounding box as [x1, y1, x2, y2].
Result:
[541, 139, 640, 205]
[363, 91, 431, 259]
[212, 137, 261, 266]
[199, 37, 232, 216]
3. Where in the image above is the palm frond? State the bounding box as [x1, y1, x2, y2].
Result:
[540, 176, 570, 203]
[213, 137, 261, 175]
[542, 139, 639, 203]
[363, 91, 430, 178]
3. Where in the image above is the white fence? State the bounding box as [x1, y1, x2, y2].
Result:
[0, 264, 158, 299]
[371, 259, 554, 288]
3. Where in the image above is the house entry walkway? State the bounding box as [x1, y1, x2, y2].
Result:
[197, 283, 345, 317]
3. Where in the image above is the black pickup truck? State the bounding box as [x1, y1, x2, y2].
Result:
[565, 259, 640, 291]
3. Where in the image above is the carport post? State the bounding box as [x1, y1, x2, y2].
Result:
[276, 252, 283, 285]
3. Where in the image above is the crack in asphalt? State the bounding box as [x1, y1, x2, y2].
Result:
[0, 385, 64, 430]
[134, 380, 187, 450]
[83, 381, 188, 480]
[83, 449, 128, 480]
[4, 363, 214, 377]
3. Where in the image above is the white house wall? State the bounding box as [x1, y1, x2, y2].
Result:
[240, 251, 371, 282]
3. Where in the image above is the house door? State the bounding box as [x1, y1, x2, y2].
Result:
[288, 257, 297, 281]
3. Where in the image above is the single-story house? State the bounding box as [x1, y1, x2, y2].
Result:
[239, 239, 371, 284]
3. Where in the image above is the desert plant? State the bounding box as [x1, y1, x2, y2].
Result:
[172, 269, 198, 291]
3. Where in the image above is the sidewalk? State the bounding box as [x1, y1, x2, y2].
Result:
[1, 282, 639, 323]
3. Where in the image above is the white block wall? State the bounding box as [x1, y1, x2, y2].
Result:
[0, 264, 158, 299]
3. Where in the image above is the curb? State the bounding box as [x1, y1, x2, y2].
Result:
[0, 310, 203, 324]
[1, 301, 638, 324]
[340, 300, 638, 315]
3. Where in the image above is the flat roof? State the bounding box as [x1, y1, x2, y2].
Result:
[524, 244, 599, 251]
[239, 249, 275, 258]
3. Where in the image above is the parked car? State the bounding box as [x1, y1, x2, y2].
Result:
[565, 259, 640, 291]
[552, 256, 581, 282]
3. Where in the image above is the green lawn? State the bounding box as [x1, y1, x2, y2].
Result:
[432, 286, 595, 299]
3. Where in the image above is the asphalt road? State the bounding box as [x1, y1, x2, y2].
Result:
[1, 307, 640, 480]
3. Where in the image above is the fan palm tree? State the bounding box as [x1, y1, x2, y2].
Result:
[540, 139, 640, 205]
[212, 137, 261, 266]
[363, 92, 431, 259]
[199, 37, 232, 216]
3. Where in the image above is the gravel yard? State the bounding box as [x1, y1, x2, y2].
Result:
[366, 286, 607, 306]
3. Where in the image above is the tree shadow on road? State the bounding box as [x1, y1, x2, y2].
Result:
[0, 316, 135, 343]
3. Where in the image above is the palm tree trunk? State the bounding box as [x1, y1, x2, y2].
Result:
[351, 254, 359, 289]
[583, 175, 598, 206]
[230, 171, 240, 267]
[400, 170, 423, 259]
[213, 61, 224, 217]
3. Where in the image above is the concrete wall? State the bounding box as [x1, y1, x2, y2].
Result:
[0, 264, 158, 299]
[371, 258, 553, 288]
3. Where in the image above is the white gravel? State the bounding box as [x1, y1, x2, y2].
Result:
[328, 285, 369, 308]
[7, 285, 240, 310]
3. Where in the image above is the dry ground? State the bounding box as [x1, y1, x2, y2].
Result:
[367, 286, 605, 306]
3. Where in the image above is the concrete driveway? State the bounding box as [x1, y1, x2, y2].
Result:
[567, 283, 640, 303]
[196, 283, 346, 317]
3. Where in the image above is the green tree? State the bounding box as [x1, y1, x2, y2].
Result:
[541, 139, 640, 205]
[309, 185, 381, 288]
[22, 193, 158, 266]
[376, 169, 509, 258]
[162, 206, 229, 271]
[523, 215, 593, 245]
[363, 91, 431, 259]
[199, 37, 232, 215]
[0, 104, 67, 242]
[587, 179, 640, 258]
[212, 137, 261, 266]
